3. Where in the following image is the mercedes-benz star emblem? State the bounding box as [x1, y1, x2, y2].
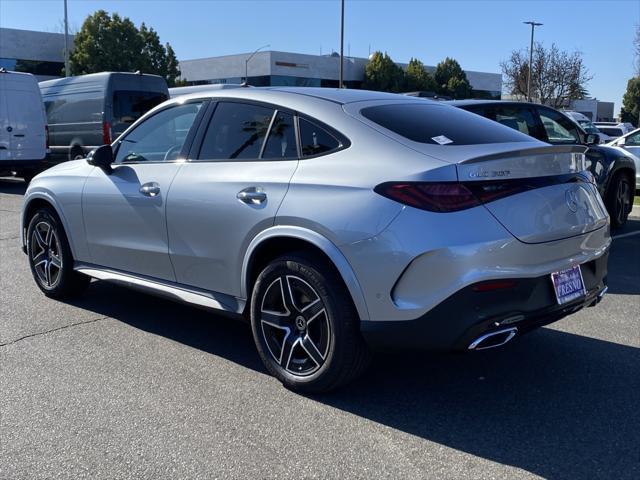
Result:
[565, 187, 579, 213]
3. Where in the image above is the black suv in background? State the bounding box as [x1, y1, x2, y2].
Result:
[450, 100, 636, 228]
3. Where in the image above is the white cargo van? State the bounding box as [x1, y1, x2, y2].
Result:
[0, 69, 48, 181]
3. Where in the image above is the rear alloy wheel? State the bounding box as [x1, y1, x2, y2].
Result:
[250, 253, 370, 393]
[27, 208, 90, 298]
[608, 174, 632, 228]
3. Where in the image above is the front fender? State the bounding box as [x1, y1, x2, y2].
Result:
[21, 189, 76, 256]
[241, 226, 370, 321]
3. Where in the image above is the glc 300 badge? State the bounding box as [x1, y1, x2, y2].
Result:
[469, 169, 511, 178]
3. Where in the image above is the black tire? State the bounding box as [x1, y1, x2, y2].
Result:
[20, 169, 38, 183]
[250, 252, 371, 393]
[69, 146, 85, 161]
[26, 208, 90, 299]
[606, 173, 633, 229]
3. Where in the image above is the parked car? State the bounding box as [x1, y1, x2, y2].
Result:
[450, 100, 636, 227]
[563, 111, 611, 143]
[21, 88, 610, 392]
[594, 122, 635, 140]
[0, 69, 48, 182]
[39, 72, 169, 162]
[606, 128, 640, 191]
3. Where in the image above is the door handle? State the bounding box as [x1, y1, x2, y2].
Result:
[13, 134, 25, 138]
[237, 187, 267, 205]
[139, 182, 160, 197]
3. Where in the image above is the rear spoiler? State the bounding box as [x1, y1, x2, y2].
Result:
[457, 145, 588, 181]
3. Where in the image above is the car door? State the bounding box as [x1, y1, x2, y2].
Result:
[167, 100, 299, 297]
[82, 100, 205, 281]
[0, 76, 9, 161]
[621, 130, 640, 157]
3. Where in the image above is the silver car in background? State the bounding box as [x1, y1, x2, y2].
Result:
[607, 128, 640, 191]
[21, 88, 610, 392]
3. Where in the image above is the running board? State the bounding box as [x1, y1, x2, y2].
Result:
[74, 264, 245, 314]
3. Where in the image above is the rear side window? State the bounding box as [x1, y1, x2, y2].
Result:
[299, 118, 341, 156]
[198, 102, 275, 160]
[598, 127, 624, 137]
[361, 103, 531, 145]
[113, 90, 168, 125]
[43, 90, 103, 124]
[261, 111, 297, 159]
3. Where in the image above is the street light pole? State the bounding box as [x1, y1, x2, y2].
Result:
[244, 44, 270, 86]
[339, 0, 345, 88]
[523, 21, 542, 102]
[64, 0, 70, 76]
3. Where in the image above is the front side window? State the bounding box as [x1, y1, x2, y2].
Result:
[262, 111, 297, 159]
[362, 103, 531, 145]
[198, 102, 275, 160]
[115, 102, 202, 163]
[299, 118, 341, 156]
[113, 90, 168, 125]
[538, 108, 580, 144]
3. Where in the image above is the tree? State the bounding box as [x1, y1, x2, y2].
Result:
[620, 77, 640, 127]
[434, 57, 472, 99]
[405, 58, 437, 92]
[70, 10, 181, 86]
[363, 51, 405, 93]
[501, 43, 592, 108]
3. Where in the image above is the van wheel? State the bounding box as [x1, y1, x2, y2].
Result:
[21, 170, 37, 183]
[26, 208, 90, 299]
[69, 147, 85, 161]
[607, 173, 632, 229]
[250, 253, 371, 393]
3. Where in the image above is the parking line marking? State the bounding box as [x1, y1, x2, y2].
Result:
[612, 230, 640, 240]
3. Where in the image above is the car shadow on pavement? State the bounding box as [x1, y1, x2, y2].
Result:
[69, 280, 639, 480]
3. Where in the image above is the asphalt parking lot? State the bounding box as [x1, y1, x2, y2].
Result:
[1, 177, 638, 480]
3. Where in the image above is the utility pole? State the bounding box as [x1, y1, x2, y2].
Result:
[64, 0, 70, 76]
[339, 0, 345, 88]
[523, 21, 542, 102]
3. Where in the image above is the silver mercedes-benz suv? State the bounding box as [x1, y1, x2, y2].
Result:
[21, 88, 610, 392]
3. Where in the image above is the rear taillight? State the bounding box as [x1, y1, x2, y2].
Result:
[44, 124, 50, 149]
[376, 174, 590, 213]
[374, 182, 480, 212]
[102, 121, 112, 145]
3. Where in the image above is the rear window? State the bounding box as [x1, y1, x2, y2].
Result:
[598, 127, 624, 137]
[361, 103, 531, 145]
[113, 90, 168, 125]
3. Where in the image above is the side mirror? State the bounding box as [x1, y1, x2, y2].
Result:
[585, 133, 600, 146]
[86, 144, 114, 173]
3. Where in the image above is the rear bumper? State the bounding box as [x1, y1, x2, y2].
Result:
[360, 251, 608, 351]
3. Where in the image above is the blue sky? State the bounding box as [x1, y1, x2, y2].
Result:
[1, 0, 638, 112]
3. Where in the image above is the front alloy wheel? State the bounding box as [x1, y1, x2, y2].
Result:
[27, 208, 90, 299]
[30, 220, 63, 289]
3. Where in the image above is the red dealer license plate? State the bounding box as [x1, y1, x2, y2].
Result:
[551, 265, 586, 305]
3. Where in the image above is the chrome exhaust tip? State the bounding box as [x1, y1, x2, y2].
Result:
[468, 327, 518, 351]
